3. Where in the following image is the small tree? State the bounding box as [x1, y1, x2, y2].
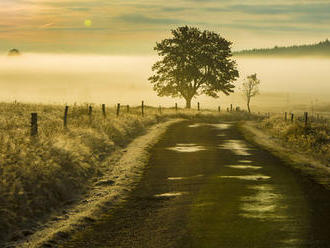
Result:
[149, 26, 239, 108]
[242, 73, 260, 113]
[8, 48, 20, 56]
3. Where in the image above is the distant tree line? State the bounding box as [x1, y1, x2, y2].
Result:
[234, 39, 330, 57]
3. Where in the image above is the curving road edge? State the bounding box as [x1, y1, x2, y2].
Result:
[238, 120, 330, 190]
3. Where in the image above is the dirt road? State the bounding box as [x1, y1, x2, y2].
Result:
[60, 121, 330, 248]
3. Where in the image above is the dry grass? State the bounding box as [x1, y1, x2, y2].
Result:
[0, 102, 254, 243]
[0, 102, 152, 242]
[258, 115, 330, 164]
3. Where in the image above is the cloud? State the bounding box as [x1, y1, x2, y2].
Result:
[114, 14, 185, 25]
[39, 22, 54, 29]
[161, 7, 189, 12]
[47, 27, 107, 31]
[67, 7, 90, 12]
[223, 23, 330, 33]
[1, 0, 329, 54]
[202, 2, 330, 29]
[294, 13, 330, 24]
[204, 3, 330, 15]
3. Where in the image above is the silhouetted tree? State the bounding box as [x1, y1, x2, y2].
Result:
[8, 48, 20, 56]
[242, 73, 260, 113]
[149, 26, 239, 108]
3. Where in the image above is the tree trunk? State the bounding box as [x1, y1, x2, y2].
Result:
[185, 97, 192, 109]
[247, 98, 251, 113]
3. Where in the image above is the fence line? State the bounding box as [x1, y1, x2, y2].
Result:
[64, 106, 69, 128]
[23, 103, 328, 137]
[88, 106, 93, 124]
[31, 113, 38, 136]
[141, 101, 144, 117]
[102, 104, 106, 118]
[116, 103, 120, 117]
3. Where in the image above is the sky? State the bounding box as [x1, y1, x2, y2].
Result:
[1, 0, 330, 54]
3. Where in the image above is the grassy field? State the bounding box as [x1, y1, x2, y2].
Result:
[257, 114, 329, 164]
[0, 101, 255, 243]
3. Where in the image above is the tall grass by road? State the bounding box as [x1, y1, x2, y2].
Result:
[258, 115, 329, 164]
[0, 102, 153, 242]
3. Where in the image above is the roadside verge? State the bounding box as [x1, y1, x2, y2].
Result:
[238, 121, 330, 190]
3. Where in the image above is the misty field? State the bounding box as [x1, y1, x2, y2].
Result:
[1, 54, 330, 112]
[0, 101, 256, 242]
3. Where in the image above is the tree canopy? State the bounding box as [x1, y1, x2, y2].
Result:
[149, 26, 239, 108]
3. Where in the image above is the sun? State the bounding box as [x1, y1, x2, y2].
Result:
[84, 19, 92, 27]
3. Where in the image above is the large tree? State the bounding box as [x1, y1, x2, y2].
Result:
[149, 26, 239, 108]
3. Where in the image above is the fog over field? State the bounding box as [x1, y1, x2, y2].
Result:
[1, 54, 329, 111]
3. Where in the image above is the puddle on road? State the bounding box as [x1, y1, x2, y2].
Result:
[240, 184, 286, 220]
[168, 177, 185, 180]
[281, 238, 302, 247]
[217, 134, 226, 137]
[227, 165, 262, 170]
[188, 123, 232, 130]
[167, 143, 206, 153]
[168, 175, 203, 180]
[218, 174, 271, 181]
[188, 123, 204, 128]
[239, 160, 253, 163]
[154, 192, 187, 198]
[193, 202, 214, 208]
[218, 140, 253, 156]
[210, 123, 232, 130]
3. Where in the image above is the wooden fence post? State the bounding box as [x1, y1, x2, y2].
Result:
[291, 113, 294, 123]
[127, 105, 130, 113]
[64, 106, 69, 128]
[31, 113, 38, 136]
[218, 106, 220, 112]
[230, 104, 233, 112]
[88, 106, 92, 124]
[141, 101, 144, 117]
[159, 105, 162, 114]
[285, 112, 287, 121]
[304, 112, 308, 127]
[197, 102, 200, 111]
[102, 104, 106, 118]
[175, 103, 178, 112]
[116, 103, 120, 117]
